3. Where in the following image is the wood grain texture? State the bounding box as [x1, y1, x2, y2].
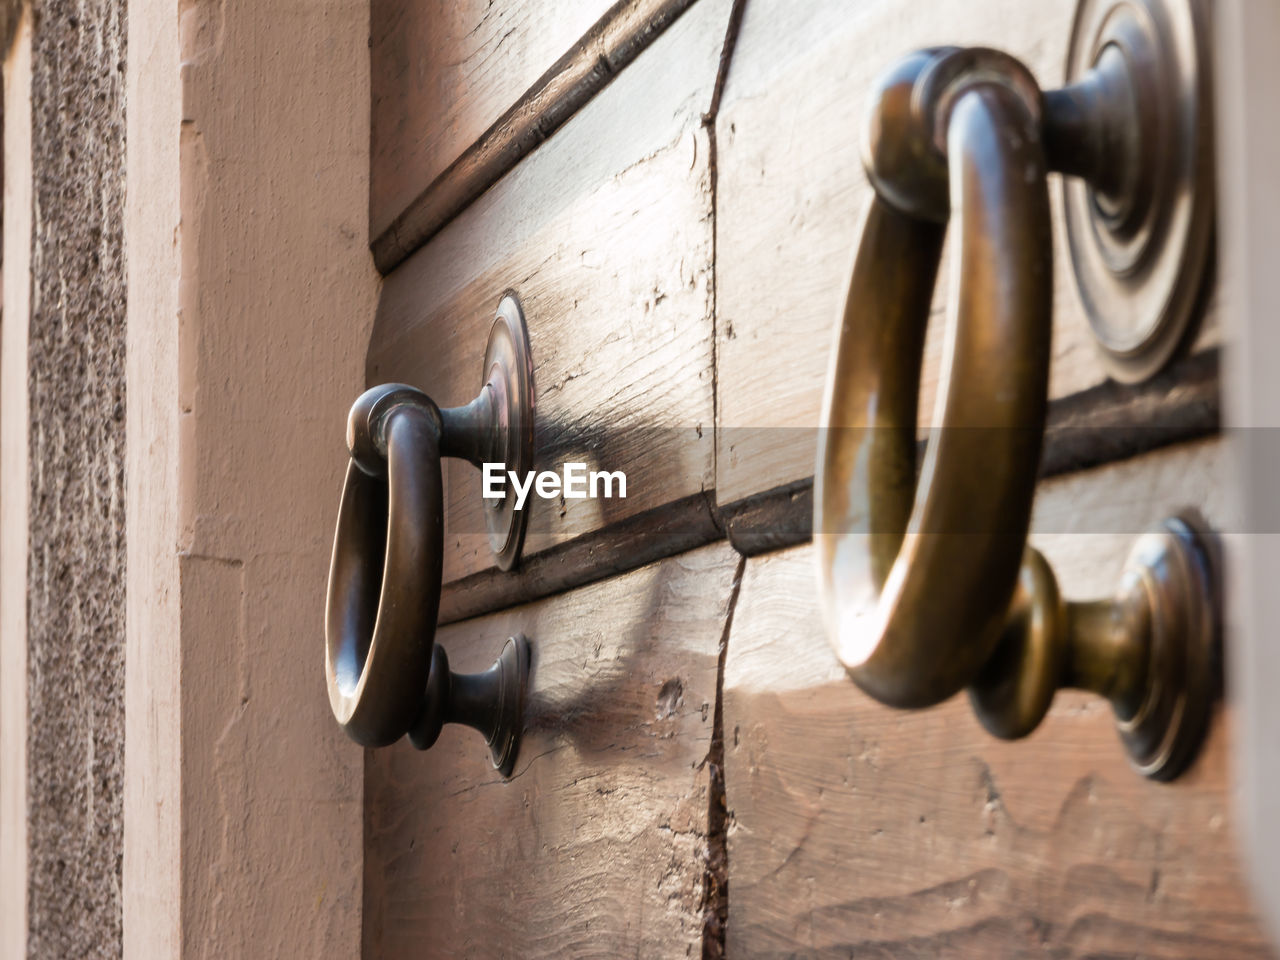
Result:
[370, 0, 612, 242]
[363, 542, 741, 959]
[371, 0, 702, 270]
[367, 0, 735, 591]
[713, 0, 1220, 506]
[723, 438, 1272, 958]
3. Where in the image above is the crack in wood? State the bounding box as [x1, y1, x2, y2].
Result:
[702, 554, 745, 960]
[699, 5, 749, 954]
[705, 0, 751, 528]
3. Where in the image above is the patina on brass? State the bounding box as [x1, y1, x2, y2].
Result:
[816, 10, 1217, 781]
[970, 521, 1215, 780]
[325, 295, 534, 775]
[1058, 0, 1214, 382]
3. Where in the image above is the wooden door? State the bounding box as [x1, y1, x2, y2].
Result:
[352, 0, 1277, 956]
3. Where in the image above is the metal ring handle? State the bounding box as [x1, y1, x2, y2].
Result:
[815, 48, 1052, 709]
[324, 297, 535, 774]
[326, 388, 444, 747]
[816, 43, 1218, 780]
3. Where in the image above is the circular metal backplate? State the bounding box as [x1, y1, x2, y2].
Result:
[483, 293, 535, 570]
[1063, 0, 1213, 382]
[1115, 514, 1218, 780]
[487, 633, 530, 777]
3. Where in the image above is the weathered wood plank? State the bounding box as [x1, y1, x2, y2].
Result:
[370, 0, 615, 241]
[363, 541, 741, 959]
[371, 0, 704, 269]
[723, 438, 1271, 958]
[368, 0, 733, 592]
[714, 0, 1220, 507]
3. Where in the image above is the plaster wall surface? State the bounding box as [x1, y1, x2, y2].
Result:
[123, 0, 180, 952]
[127, 0, 377, 956]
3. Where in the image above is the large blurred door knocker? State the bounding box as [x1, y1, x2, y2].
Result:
[325, 294, 534, 776]
[815, 0, 1218, 780]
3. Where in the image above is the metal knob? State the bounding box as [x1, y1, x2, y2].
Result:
[815, 2, 1217, 781]
[324, 295, 534, 775]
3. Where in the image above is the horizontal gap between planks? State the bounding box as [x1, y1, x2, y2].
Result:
[438, 347, 1220, 623]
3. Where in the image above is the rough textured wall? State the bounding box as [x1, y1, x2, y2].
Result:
[25, 0, 127, 957]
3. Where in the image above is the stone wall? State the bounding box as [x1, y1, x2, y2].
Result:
[24, 1, 126, 956]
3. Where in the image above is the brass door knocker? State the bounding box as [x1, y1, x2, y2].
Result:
[325, 294, 534, 775]
[815, 0, 1217, 780]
